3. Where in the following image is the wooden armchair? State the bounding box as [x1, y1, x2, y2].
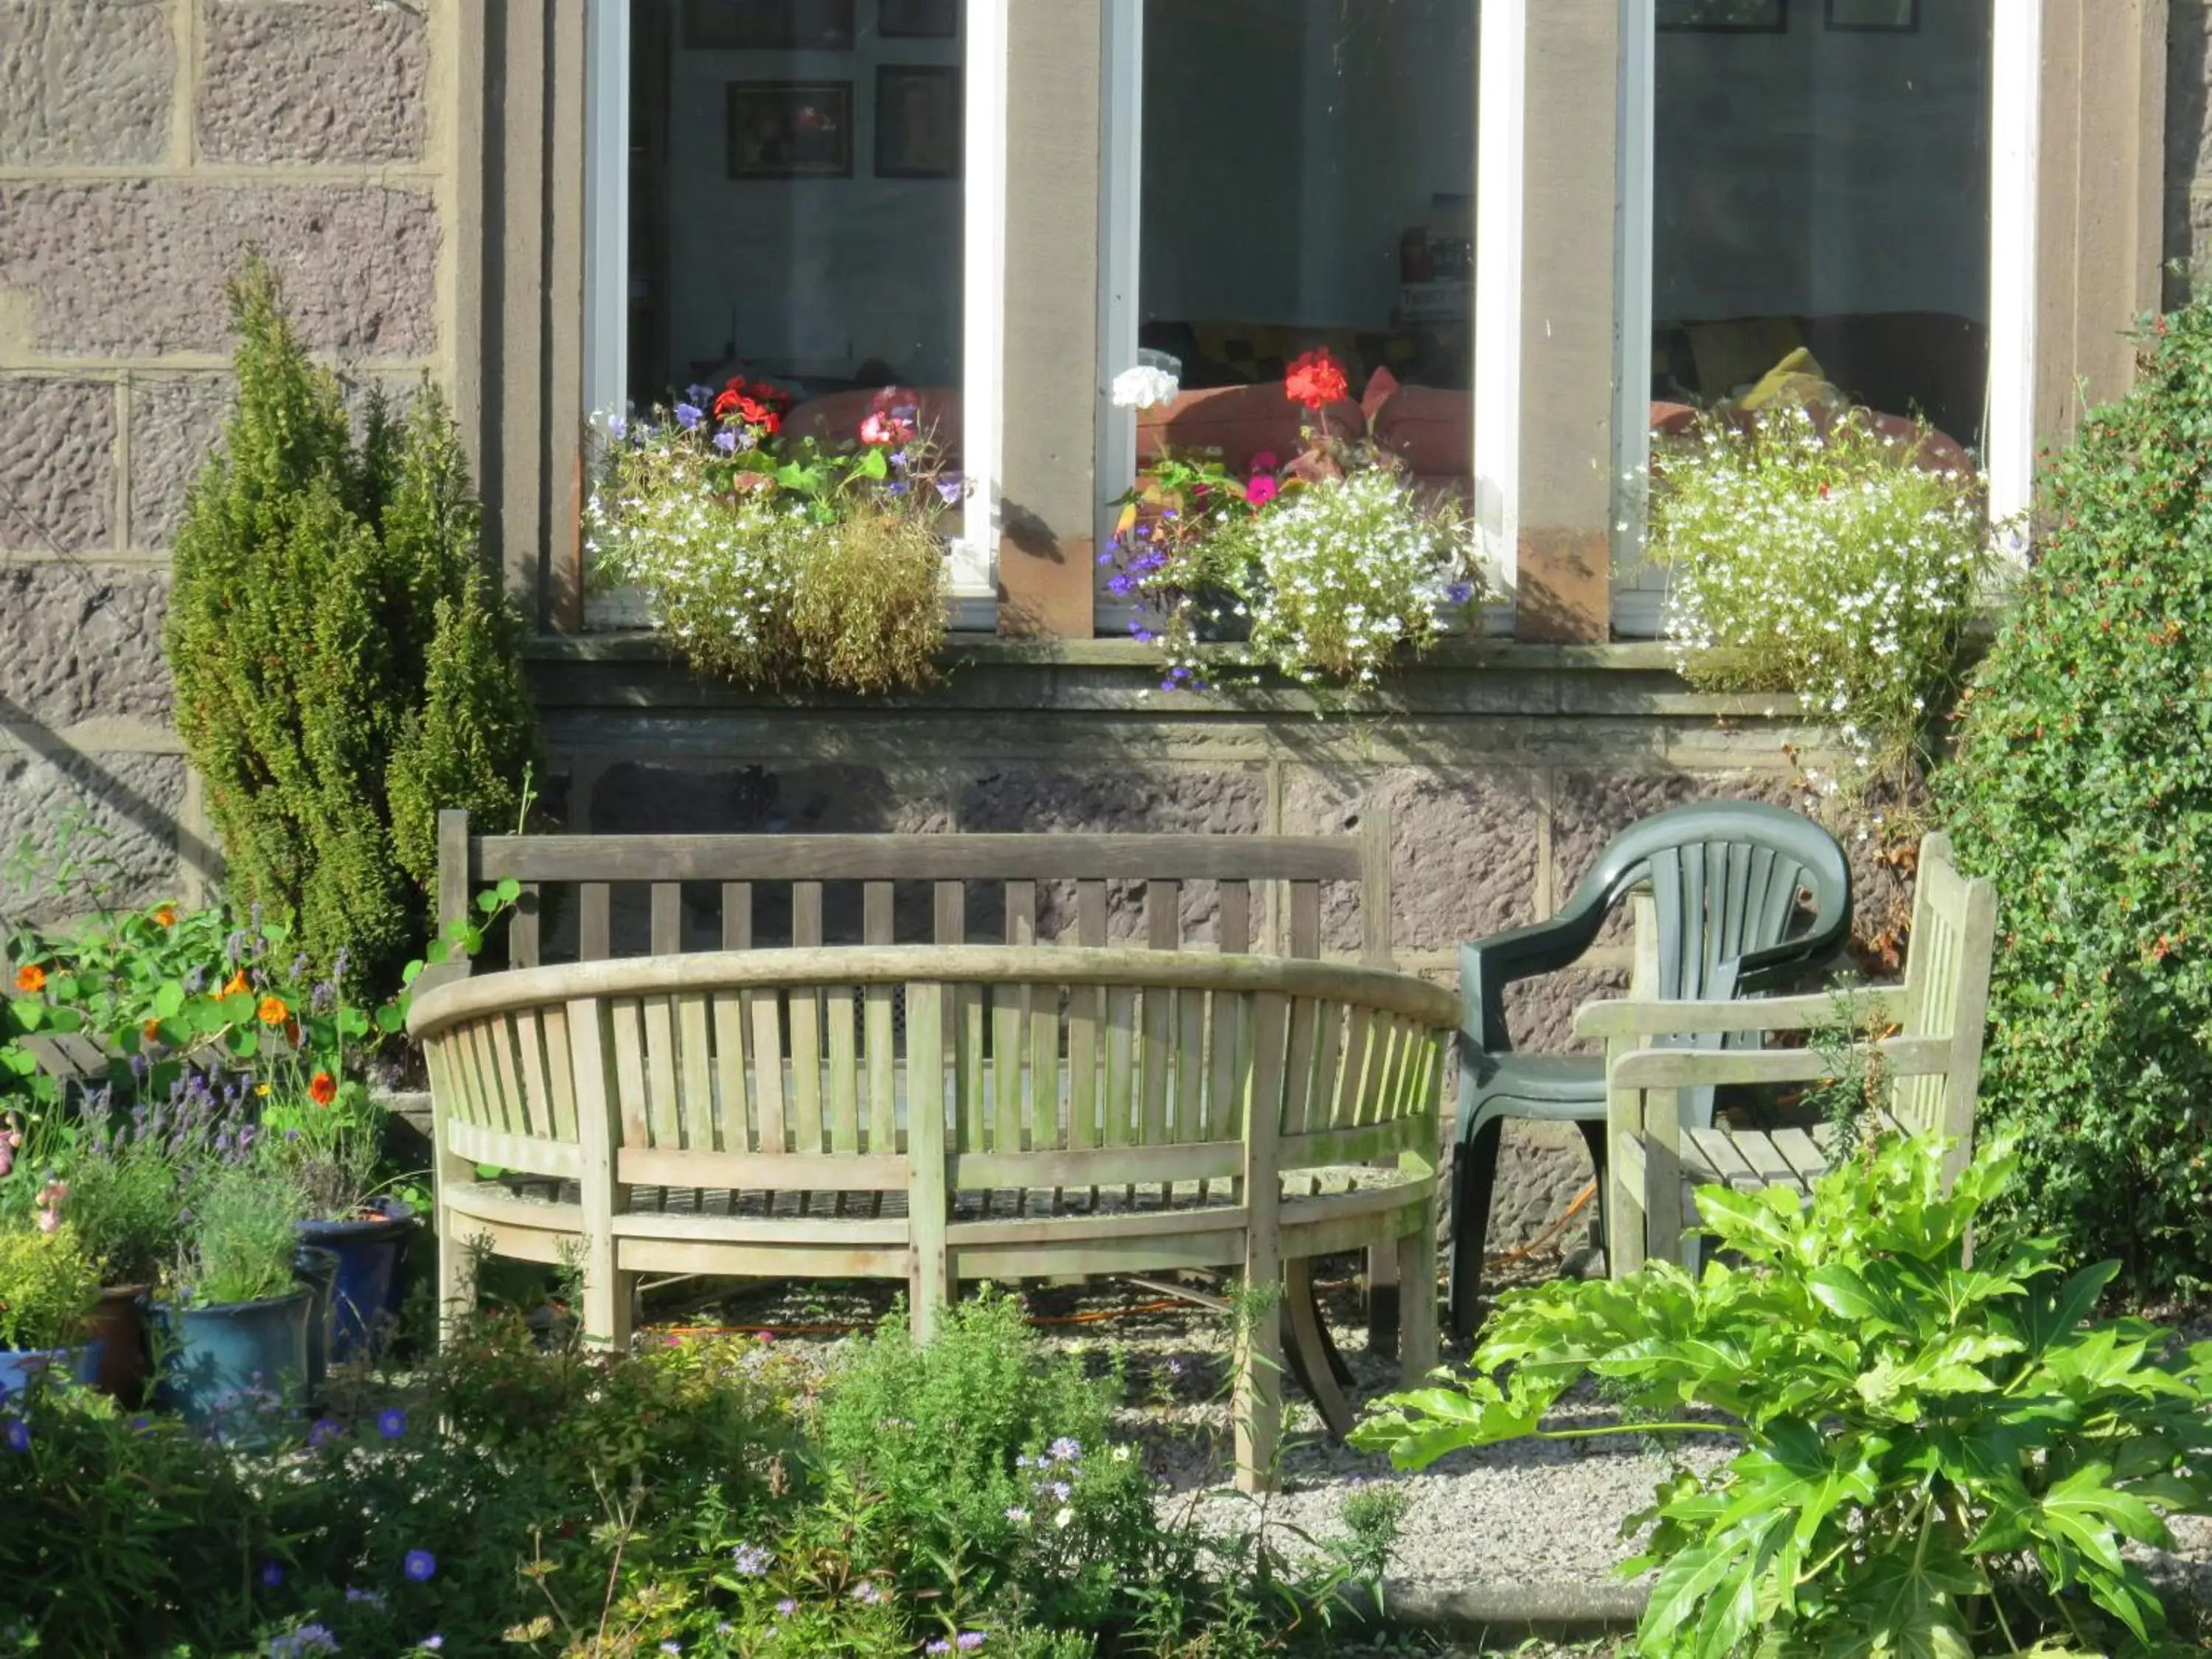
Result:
[1576, 832, 1997, 1274]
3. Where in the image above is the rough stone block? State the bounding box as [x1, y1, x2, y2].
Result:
[0, 378, 114, 554]
[956, 764, 1267, 945]
[0, 564, 172, 728]
[0, 749, 185, 922]
[129, 375, 232, 550]
[199, 0, 429, 165]
[1283, 766, 1541, 956]
[1503, 964, 1628, 1056]
[0, 1, 175, 166]
[0, 182, 439, 359]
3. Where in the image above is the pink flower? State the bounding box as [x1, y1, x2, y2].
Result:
[1246, 475, 1279, 507]
[35, 1207, 59, 1235]
[1248, 451, 1279, 476]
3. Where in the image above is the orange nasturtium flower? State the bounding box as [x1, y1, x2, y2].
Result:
[222, 970, 251, 998]
[257, 995, 290, 1026]
[142, 1018, 164, 1042]
[150, 903, 177, 928]
[309, 1071, 338, 1107]
[13, 964, 45, 995]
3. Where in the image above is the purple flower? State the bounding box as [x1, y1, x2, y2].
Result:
[606, 414, 628, 440]
[850, 1582, 885, 1605]
[1096, 548, 1117, 566]
[2, 1419, 28, 1453]
[265, 1626, 340, 1658]
[928, 1644, 952, 1656]
[1043, 1480, 1071, 1502]
[659, 1645, 681, 1656]
[958, 1635, 987, 1652]
[1107, 575, 1135, 598]
[888, 449, 911, 470]
[344, 1587, 386, 1607]
[675, 403, 704, 430]
[713, 429, 738, 454]
[1446, 580, 1476, 605]
[377, 1407, 408, 1440]
[307, 1418, 341, 1450]
[887, 479, 911, 495]
[260, 1560, 285, 1588]
[935, 473, 964, 504]
[403, 1549, 437, 1583]
[731, 1542, 771, 1576]
[775, 1599, 797, 1618]
[686, 383, 715, 404]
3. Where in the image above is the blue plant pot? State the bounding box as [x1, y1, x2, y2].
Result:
[292, 1246, 340, 1406]
[296, 1197, 417, 1363]
[0, 1341, 102, 1398]
[154, 1290, 311, 1437]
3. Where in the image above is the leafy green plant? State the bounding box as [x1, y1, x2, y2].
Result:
[1938, 295, 2212, 1301]
[586, 382, 953, 692]
[49, 1139, 179, 1288]
[0, 1224, 98, 1351]
[1649, 406, 1990, 793]
[164, 257, 542, 995]
[1353, 1135, 2212, 1659]
[176, 1164, 306, 1308]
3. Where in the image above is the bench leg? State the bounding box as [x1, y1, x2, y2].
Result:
[1397, 1197, 1439, 1385]
[434, 1203, 476, 1344]
[1234, 1239, 1283, 1495]
[1281, 1258, 1354, 1441]
[580, 1220, 633, 1350]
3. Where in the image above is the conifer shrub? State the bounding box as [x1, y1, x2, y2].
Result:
[1940, 296, 2212, 1297]
[165, 260, 541, 993]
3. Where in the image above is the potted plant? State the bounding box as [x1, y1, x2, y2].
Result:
[155, 1164, 311, 1433]
[264, 1072, 415, 1364]
[0, 1215, 102, 1395]
[49, 1128, 181, 1406]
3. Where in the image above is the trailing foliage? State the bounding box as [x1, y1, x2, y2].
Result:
[1649, 407, 1989, 793]
[1938, 294, 2212, 1298]
[165, 260, 541, 994]
[1354, 1135, 2212, 1659]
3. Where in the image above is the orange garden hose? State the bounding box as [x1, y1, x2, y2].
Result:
[1484, 1178, 1598, 1268]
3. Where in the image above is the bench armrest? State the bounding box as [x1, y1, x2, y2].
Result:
[1573, 985, 1901, 1042]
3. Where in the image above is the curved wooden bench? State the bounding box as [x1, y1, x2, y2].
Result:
[410, 945, 1455, 1489]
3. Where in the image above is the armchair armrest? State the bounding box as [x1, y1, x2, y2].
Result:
[1459, 886, 1619, 1054]
[1573, 985, 1901, 1042]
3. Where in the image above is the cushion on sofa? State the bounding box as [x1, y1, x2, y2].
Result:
[1135, 384, 1362, 475]
[782, 386, 964, 462]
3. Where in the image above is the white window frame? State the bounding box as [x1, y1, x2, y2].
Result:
[1096, 0, 1512, 623]
[581, 0, 1004, 616]
[1610, 0, 2042, 633]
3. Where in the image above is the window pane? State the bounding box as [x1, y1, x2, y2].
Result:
[627, 0, 964, 444]
[1135, 0, 1477, 485]
[1649, 3, 1994, 456]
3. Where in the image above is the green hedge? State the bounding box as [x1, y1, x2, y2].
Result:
[1941, 296, 2212, 1298]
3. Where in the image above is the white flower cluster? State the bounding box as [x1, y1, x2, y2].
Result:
[1110, 365, 1181, 411]
[1237, 469, 1473, 686]
[1649, 407, 1989, 781]
[583, 411, 799, 677]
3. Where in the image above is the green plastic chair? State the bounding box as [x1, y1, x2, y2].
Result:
[1449, 801, 1851, 1336]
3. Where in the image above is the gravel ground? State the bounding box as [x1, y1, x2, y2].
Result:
[672, 1266, 2212, 1620]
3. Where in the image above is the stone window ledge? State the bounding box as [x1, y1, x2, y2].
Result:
[523, 630, 1811, 722]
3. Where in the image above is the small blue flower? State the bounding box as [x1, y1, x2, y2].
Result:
[686, 383, 715, 403]
[935, 473, 964, 504]
[675, 402, 704, 430]
[307, 1417, 341, 1450]
[377, 1407, 407, 1441]
[1048, 1437, 1082, 1463]
[887, 479, 911, 495]
[403, 1548, 437, 1583]
[1, 1420, 27, 1453]
[713, 429, 739, 454]
[260, 1560, 285, 1588]
[606, 414, 627, 441]
[731, 1542, 771, 1576]
[1446, 580, 1476, 605]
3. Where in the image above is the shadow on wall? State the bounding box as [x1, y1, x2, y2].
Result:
[2167, 4, 2210, 310]
[0, 692, 218, 921]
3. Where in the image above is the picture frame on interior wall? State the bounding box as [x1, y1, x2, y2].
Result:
[727, 81, 855, 178]
[875, 65, 961, 179]
[686, 0, 856, 52]
[878, 0, 958, 39]
[1656, 0, 1785, 31]
[1823, 0, 1916, 30]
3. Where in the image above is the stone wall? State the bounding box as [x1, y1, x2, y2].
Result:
[524, 638, 1901, 1252]
[2172, 0, 2212, 305]
[0, 0, 451, 911]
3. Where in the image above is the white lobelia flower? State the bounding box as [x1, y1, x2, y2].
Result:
[1110, 365, 1181, 411]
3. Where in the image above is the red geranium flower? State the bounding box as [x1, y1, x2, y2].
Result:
[1284, 349, 1349, 411]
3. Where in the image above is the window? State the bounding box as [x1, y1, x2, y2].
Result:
[1615, 0, 2034, 631]
[585, 0, 995, 611]
[1102, 0, 1481, 605]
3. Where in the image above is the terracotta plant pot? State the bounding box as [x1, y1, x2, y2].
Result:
[85, 1284, 151, 1408]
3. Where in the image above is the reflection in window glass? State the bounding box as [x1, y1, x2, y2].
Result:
[627, 0, 963, 453]
[1649, 4, 1993, 457]
[1136, 0, 1477, 488]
